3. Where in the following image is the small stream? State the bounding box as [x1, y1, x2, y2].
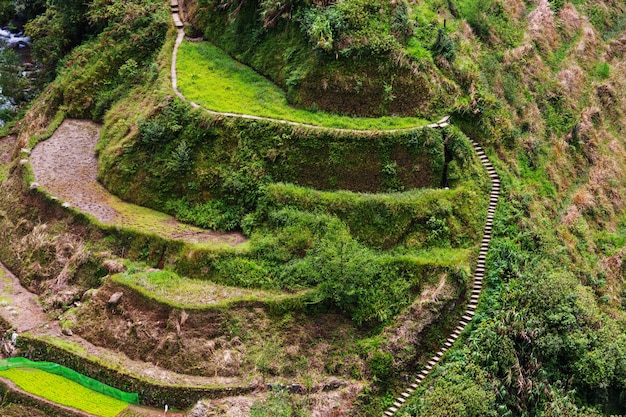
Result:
[0, 26, 31, 126]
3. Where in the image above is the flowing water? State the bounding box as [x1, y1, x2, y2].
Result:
[0, 26, 30, 126]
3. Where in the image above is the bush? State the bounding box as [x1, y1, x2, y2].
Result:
[432, 28, 455, 63]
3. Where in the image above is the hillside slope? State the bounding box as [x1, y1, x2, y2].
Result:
[0, 0, 623, 416]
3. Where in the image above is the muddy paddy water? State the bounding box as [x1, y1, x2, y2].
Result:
[29, 119, 246, 246]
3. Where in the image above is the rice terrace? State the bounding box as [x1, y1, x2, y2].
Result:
[0, 0, 623, 416]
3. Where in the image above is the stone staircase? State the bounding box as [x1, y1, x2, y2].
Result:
[171, 0, 183, 28]
[383, 139, 500, 416]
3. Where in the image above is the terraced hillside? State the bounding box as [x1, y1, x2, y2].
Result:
[0, 0, 624, 416]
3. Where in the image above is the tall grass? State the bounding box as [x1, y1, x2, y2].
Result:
[176, 41, 428, 130]
[0, 368, 129, 417]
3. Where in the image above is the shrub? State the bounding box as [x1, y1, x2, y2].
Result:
[168, 141, 193, 174]
[432, 28, 456, 63]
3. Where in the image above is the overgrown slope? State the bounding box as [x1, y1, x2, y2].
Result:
[0, 0, 624, 416]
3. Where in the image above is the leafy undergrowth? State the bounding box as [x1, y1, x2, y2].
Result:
[177, 41, 428, 130]
[0, 368, 129, 417]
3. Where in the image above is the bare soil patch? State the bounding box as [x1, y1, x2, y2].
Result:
[29, 120, 246, 246]
[0, 135, 16, 165]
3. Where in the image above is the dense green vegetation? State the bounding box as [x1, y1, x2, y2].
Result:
[0, 0, 623, 416]
[190, 0, 458, 117]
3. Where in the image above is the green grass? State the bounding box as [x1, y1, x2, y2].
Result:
[35, 335, 89, 356]
[177, 41, 428, 130]
[405, 248, 473, 267]
[0, 368, 129, 417]
[111, 269, 306, 309]
[105, 195, 247, 251]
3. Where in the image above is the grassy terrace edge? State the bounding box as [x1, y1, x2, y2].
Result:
[176, 41, 430, 130]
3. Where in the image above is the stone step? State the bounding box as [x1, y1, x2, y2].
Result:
[172, 13, 183, 28]
[463, 314, 473, 321]
[384, 411, 394, 417]
[388, 406, 398, 413]
[401, 392, 411, 398]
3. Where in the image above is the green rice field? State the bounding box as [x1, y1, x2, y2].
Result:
[0, 368, 130, 417]
[176, 41, 428, 130]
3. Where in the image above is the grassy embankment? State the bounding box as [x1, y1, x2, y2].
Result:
[176, 41, 428, 130]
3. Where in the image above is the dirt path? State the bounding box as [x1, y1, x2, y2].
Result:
[29, 119, 246, 246]
[0, 263, 56, 334]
